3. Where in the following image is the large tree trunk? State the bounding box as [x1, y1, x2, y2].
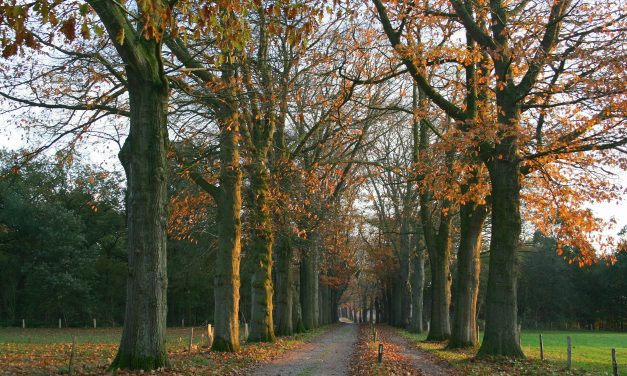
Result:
[292, 265, 306, 332]
[248, 159, 276, 342]
[478, 153, 524, 357]
[87, 0, 171, 370]
[420, 191, 453, 341]
[391, 279, 402, 326]
[274, 232, 293, 336]
[409, 233, 426, 333]
[399, 218, 412, 327]
[428, 243, 452, 340]
[212, 106, 243, 352]
[112, 71, 169, 370]
[300, 241, 319, 330]
[450, 201, 488, 348]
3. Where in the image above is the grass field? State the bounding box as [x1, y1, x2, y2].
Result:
[520, 330, 627, 375]
[0, 326, 328, 375]
[400, 329, 627, 375]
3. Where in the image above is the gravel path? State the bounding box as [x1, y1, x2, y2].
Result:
[247, 323, 358, 376]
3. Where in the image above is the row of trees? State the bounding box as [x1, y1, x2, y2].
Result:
[0, 0, 625, 370]
[2, 155, 623, 332]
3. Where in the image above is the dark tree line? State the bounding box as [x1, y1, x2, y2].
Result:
[518, 232, 627, 332]
[0, 152, 214, 328]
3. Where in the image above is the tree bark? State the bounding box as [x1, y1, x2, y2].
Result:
[409, 233, 426, 333]
[478, 153, 524, 357]
[112, 74, 169, 371]
[399, 218, 412, 327]
[248, 158, 276, 342]
[274, 232, 293, 336]
[450, 201, 488, 348]
[420, 193, 453, 341]
[211, 100, 243, 352]
[427, 237, 452, 340]
[300, 241, 319, 330]
[291, 265, 306, 332]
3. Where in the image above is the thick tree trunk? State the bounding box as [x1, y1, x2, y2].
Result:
[422, 200, 453, 341]
[248, 160, 276, 342]
[450, 202, 488, 348]
[212, 111, 243, 352]
[274, 233, 293, 336]
[478, 155, 524, 357]
[112, 74, 169, 370]
[393, 279, 405, 326]
[399, 218, 412, 327]
[428, 246, 452, 340]
[291, 266, 306, 333]
[300, 242, 318, 330]
[409, 236, 425, 333]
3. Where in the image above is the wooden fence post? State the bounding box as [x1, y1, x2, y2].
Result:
[244, 323, 249, 341]
[612, 348, 618, 376]
[59, 318, 62, 329]
[566, 336, 572, 370]
[68, 336, 76, 375]
[93, 319, 96, 329]
[181, 318, 184, 327]
[377, 343, 383, 363]
[539, 334, 544, 360]
[22, 319, 25, 329]
[188, 327, 194, 352]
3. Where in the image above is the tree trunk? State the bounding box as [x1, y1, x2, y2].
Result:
[391, 279, 404, 326]
[478, 154, 524, 357]
[112, 72, 169, 370]
[292, 265, 306, 333]
[450, 202, 488, 348]
[399, 218, 412, 327]
[274, 233, 293, 336]
[300, 242, 318, 330]
[410, 235, 426, 333]
[212, 107, 243, 352]
[248, 159, 276, 343]
[428, 246, 452, 340]
[420, 194, 453, 341]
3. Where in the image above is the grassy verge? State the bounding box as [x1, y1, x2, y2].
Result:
[398, 329, 626, 376]
[0, 325, 330, 375]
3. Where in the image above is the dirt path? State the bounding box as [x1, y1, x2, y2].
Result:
[349, 324, 453, 376]
[246, 323, 358, 376]
[382, 326, 453, 375]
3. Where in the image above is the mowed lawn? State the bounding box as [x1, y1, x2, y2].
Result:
[401, 329, 626, 375]
[519, 330, 627, 375]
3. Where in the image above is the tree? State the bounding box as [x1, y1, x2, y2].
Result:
[372, 0, 626, 356]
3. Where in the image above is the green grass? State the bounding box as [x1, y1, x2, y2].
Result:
[400, 329, 626, 375]
[520, 330, 627, 375]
